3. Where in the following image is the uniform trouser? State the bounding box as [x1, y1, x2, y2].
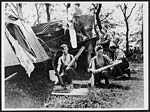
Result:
[62, 68, 74, 84]
[112, 59, 129, 77]
[94, 70, 109, 85]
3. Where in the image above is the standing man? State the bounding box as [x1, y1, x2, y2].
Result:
[56, 44, 76, 88]
[108, 42, 130, 79]
[68, 3, 89, 42]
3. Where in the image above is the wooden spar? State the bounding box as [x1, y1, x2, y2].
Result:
[69, 22, 77, 48]
[88, 60, 122, 87]
[68, 46, 85, 67]
[89, 60, 122, 74]
[52, 60, 64, 87]
[5, 72, 18, 81]
[75, 46, 85, 58]
[95, 60, 122, 73]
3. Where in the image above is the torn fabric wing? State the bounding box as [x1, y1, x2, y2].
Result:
[5, 28, 35, 77]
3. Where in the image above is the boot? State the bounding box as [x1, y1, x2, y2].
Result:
[124, 68, 131, 79]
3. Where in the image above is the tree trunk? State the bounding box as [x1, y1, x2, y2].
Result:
[141, 22, 143, 52]
[66, 4, 70, 21]
[141, 4, 143, 53]
[125, 19, 129, 54]
[94, 24, 99, 38]
[34, 3, 40, 25]
[93, 10, 99, 38]
[118, 3, 136, 55]
[95, 4, 104, 35]
[45, 4, 51, 22]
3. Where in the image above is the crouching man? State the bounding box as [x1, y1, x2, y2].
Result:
[56, 44, 76, 88]
[108, 42, 130, 79]
[88, 45, 111, 87]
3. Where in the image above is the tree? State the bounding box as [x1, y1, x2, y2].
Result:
[92, 3, 104, 35]
[6, 3, 24, 20]
[136, 4, 143, 52]
[118, 3, 136, 54]
[91, 3, 115, 38]
[34, 3, 41, 25]
[45, 3, 51, 22]
[141, 12, 143, 52]
[64, 3, 71, 21]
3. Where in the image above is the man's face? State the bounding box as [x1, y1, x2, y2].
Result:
[96, 49, 103, 56]
[62, 47, 68, 54]
[110, 47, 116, 52]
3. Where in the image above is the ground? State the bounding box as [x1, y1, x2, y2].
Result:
[4, 62, 144, 109]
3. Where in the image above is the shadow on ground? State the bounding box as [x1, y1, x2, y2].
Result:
[128, 77, 143, 81]
[112, 76, 142, 81]
[5, 73, 54, 108]
[107, 83, 130, 90]
[73, 83, 89, 89]
[73, 82, 130, 90]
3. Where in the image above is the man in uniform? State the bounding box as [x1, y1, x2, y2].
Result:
[56, 44, 76, 88]
[68, 3, 89, 42]
[108, 42, 130, 79]
[88, 45, 111, 87]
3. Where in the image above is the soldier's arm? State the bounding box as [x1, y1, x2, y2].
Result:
[103, 55, 112, 64]
[88, 58, 96, 73]
[101, 33, 111, 44]
[66, 55, 76, 69]
[116, 49, 126, 60]
[57, 57, 62, 73]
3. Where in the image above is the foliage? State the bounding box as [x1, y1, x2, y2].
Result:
[4, 2, 143, 54]
[117, 3, 136, 54]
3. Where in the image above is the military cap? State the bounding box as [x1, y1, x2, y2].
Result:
[95, 45, 103, 52]
[60, 44, 68, 48]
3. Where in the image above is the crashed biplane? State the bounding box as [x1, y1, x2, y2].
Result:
[31, 15, 98, 72]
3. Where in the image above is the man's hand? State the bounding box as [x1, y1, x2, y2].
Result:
[75, 57, 78, 61]
[110, 61, 114, 65]
[54, 71, 59, 76]
[110, 66, 114, 70]
[92, 69, 96, 74]
[66, 66, 71, 70]
[88, 68, 96, 74]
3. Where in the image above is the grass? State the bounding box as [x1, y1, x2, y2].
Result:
[4, 62, 144, 109]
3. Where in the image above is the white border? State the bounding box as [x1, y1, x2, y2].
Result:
[2, 2, 5, 110]
[143, 2, 149, 110]
[1, 1, 149, 111]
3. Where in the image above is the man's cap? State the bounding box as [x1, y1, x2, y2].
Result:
[60, 44, 68, 48]
[95, 45, 103, 52]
